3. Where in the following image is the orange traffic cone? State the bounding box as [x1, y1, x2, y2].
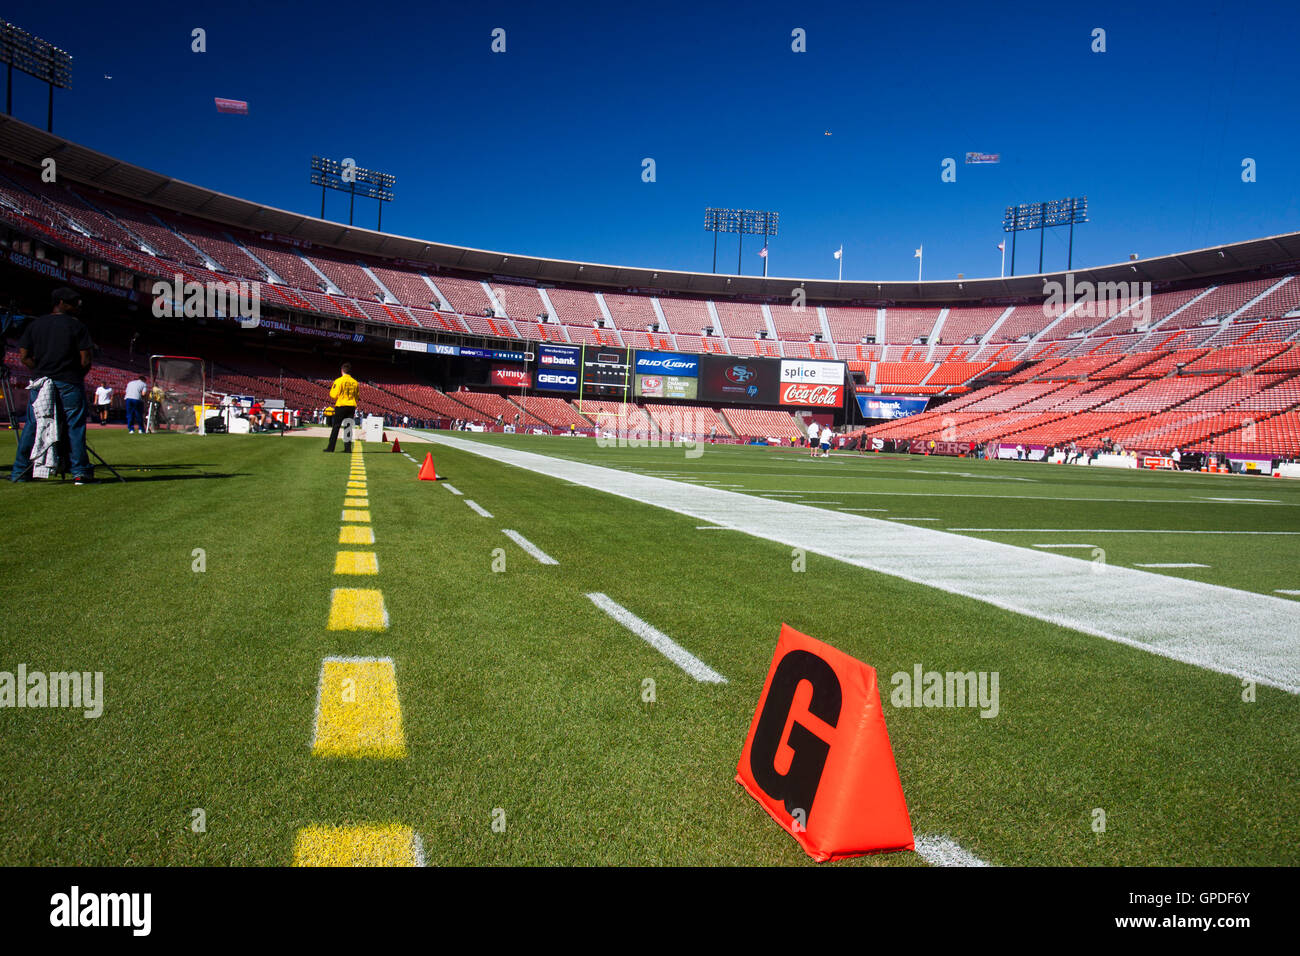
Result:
[382, 432, 388, 443]
[417, 452, 438, 481]
[391, 438, 402, 453]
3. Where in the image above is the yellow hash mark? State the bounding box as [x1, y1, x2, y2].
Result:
[334, 551, 379, 575]
[292, 824, 422, 867]
[339, 526, 375, 545]
[341, 510, 371, 523]
[343, 497, 369, 507]
[312, 657, 405, 757]
[327, 588, 388, 630]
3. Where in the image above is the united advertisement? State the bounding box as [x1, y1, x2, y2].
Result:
[778, 359, 846, 408]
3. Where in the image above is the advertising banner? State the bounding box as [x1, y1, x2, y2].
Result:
[394, 339, 428, 353]
[534, 369, 578, 392]
[490, 366, 531, 388]
[537, 344, 581, 370]
[634, 351, 700, 378]
[698, 355, 779, 405]
[635, 374, 698, 400]
[779, 359, 845, 408]
[858, 396, 930, 419]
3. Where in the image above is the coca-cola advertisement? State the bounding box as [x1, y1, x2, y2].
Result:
[780, 382, 844, 407]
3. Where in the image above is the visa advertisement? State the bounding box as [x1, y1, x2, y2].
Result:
[858, 395, 930, 419]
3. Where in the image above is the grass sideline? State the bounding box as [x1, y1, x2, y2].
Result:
[0, 430, 1296, 866]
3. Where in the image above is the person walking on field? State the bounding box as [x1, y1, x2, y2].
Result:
[807, 420, 820, 458]
[94, 382, 112, 425]
[323, 362, 360, 453]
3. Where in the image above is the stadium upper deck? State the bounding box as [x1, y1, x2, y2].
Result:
[2, 115, 1299, 405]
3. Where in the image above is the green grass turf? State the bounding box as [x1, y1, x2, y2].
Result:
[0, 430, 1296, 866]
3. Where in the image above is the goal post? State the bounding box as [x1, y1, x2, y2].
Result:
[149, 355, 207, 434]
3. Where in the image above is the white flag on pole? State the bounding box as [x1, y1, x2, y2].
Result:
[833, 246, 842, 260]
[914, 246, 923, 258]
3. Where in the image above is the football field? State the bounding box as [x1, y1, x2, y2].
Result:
[1, 429, 1296, 866]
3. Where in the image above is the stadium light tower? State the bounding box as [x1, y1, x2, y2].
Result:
[310, 156, 396, 230]
[704, 208, 779, 276]
[0, 19, 73, 133]
[1001, 196, 1088, 275]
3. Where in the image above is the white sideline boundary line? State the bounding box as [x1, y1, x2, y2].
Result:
[442, 483, 462, 496]
[585, 592, 727, 683]
[426, 435, 1300, 694]
[951, 528, 1300, 535]
[1136, 563, 1210, 568]
[502, 529, 558, 565]
[914, 834, 991, 867]
[465, 500, 493, 518]
[1275, 589, 1300, 595]
[1034, 544, 1097, 549]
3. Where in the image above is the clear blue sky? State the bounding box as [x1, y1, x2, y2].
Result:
[10, 0, 1299, 281]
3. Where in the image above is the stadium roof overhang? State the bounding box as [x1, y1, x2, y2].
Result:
[4, 115, 1300, 305]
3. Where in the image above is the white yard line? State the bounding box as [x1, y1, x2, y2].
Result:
[1275, 589, 1300, 595]
[585, 592, 727, 683]
[428, 433, 1300, 694]
[502, 529, 558, 565]
[913, 834, 991, 867]
[1033, 544, 1098, 549]
[465, 500, 493, 518]
[442, 483, 462, 496]
[1135, 563, 1210, 568]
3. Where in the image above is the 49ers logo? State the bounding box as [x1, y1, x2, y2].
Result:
[781, 383, 842, 406]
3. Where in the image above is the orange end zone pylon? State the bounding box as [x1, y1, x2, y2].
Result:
[736, 624, 914, 862]
[382, 432, 388, 443]
[391, 438, 402, 453]
[417, 452, 439, 481]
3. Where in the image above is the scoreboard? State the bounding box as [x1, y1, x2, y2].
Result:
[580, 347, 632, 398]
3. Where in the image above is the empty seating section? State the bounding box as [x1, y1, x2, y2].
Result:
[989, 306, 1060, 344]
[712, 301, 767, 338]
[1037, 355, 1122, 379]
[309, 255, 387, 299]
[447, 390, 544, 425]
[369, 266, 439, 309]
[1015, 381, 1102, 412]
[1182, 343, 1286, 373]
[601, 292, 658, 331]
[768, 304, 821, 340]
[934, 306, 1002, 344]
[657, 297, 712, 336]
[1192, 411, 1300, 455]
[1162, 278, 1277, 329]
[93, 198, 207, 268]
[1232, 276, 1300, 321]
[824, 307, 878, 343]
[512, 396, 593, 428]
[492, 283, 550, 325]
[1091, 376, 1224, 413]
[544, 287, 605, 327]
[644, 403, 731, 438]
[175, 226, 259, 275]
[962, 381, 1068, 412]
[882, 308, 939, 344]
[721, 408, 803, 439]
[875, 362, 934, 385]
[429, 274, 491, 316]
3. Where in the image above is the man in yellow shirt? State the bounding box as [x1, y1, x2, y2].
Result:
[323, 363, 360, 453]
